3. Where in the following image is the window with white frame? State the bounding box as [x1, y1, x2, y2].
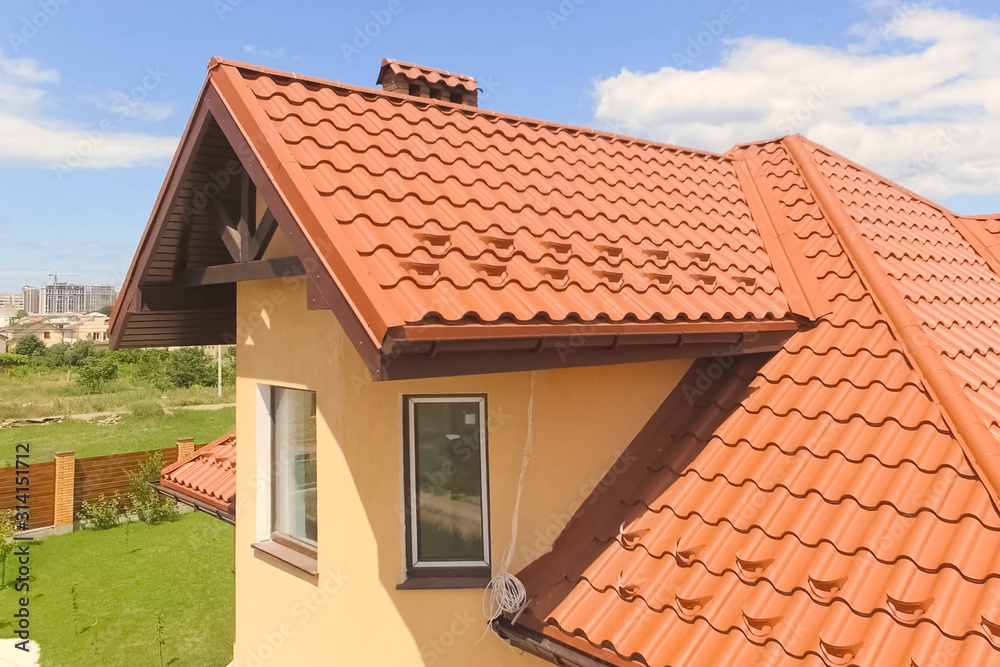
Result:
[402, 395, 489, 585]
[259, 385, 317, 557]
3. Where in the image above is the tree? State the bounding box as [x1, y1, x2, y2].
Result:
[14, 309, 28, 319]
[166, 347, 214, 388]
[67, 340, 96, 366]
[14, 335, 45, 357]
[77, 354, 119, 392]
[97, 305, 113, 316]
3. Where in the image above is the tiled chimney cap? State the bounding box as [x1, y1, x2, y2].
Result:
[376, 59, 479, 106]
[377, 58, 477, 91]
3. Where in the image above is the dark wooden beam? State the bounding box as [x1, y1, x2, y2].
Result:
[137, 284, 236, 311]
[213, 200, 242, 262]
[238, 169, 255, 261]
[174, 256, 305, 287]
[248, 209, 277, 261]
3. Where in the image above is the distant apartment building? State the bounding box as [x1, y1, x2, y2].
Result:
[0, 292, 24, 310]
[20, 281, 119, 315]
[21, 286, 41, 314]
[83, 285, 118, 312]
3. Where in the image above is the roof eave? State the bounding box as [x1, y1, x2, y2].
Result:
[492, 618, 620, 667]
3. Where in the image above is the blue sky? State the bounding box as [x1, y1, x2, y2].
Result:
[1, 0, 998, 292]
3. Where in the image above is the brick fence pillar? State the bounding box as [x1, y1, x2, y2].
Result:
[53, 451, 75, 532]
[176, 437, 195, 460]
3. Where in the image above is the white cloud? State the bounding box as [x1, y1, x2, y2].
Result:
[82, 91, 173, 122]
[0, 51, 178, 170]
[244, 44, 287, 58]
[0, 55, 58, 83]
[592, 3, 1000, 200]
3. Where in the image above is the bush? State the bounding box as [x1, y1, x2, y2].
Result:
[67, 340, 96, 366]
[14, 335, 46, 357]
[45, 340, 96, 367]
[127, 451, 179, 524]
[0, 353, 27, 367]
[133, 349, 171, 391]
[44, 342, 73, 366]
[0, 509, 14, 587]
[79, 493, 121, 530]
[167, 348, 214, 389]
[129, 400, 164, 419]
[77, 353, 119, 393]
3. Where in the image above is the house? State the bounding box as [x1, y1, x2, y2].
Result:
[63, 313, 111, 344]
[0, 305, 18, 328]
[110, 57, 1000, 667]
[3, 318, 67, 349]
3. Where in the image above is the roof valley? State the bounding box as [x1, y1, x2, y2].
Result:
[781, 135, 1000, 515]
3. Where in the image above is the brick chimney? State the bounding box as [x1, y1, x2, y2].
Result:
[376, 59, 478, 107]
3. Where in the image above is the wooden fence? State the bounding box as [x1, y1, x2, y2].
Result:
[0, 439, 197, 531]
[0, 460, 55, 530]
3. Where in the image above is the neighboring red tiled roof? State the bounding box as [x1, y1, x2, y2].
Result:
[160, 432, 236, 517]
[505, 137, 1000, 667]
[377, 58, 478, 92]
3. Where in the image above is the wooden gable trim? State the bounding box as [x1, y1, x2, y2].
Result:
[200, 77, 387, 377]
[109, 80, 215, 349]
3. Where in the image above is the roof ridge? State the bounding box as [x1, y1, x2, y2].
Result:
[206, 56, 728, 160]
[802, 138, 965, 220]
[782, 134, 1000, 514]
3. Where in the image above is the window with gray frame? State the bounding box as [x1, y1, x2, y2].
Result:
[269, 386, 317, 554]
[402, 395, 490, 585]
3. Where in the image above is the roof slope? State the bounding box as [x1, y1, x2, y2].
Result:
[159, 431, 236, 522]
[503, 137, 1000, 667]
[112, 59, 829, 378]
[225, 60, 803, 327]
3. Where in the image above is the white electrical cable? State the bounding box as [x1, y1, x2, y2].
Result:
[483, 372, 535, 623]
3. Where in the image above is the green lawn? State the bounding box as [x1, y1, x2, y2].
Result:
[0, 512, 234, 667]
[0, 408, 235, 466]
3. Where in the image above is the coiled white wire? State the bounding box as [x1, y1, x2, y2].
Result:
[482, 372, 535, 624]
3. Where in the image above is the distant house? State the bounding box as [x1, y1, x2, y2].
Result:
[64, 313, 111, 344]
[111, 57, 1000, 667]
[4, 319, 67, 349]
[0, 305, 17, 328]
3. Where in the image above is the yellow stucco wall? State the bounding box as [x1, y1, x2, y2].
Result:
[233, 275, 691, 667]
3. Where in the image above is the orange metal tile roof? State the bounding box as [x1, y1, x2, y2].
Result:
[160, 431, 236, 516]
[504, 137, 1000, 667]
[110, 57, 1000, 665]
[208, 58, 817, 337]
